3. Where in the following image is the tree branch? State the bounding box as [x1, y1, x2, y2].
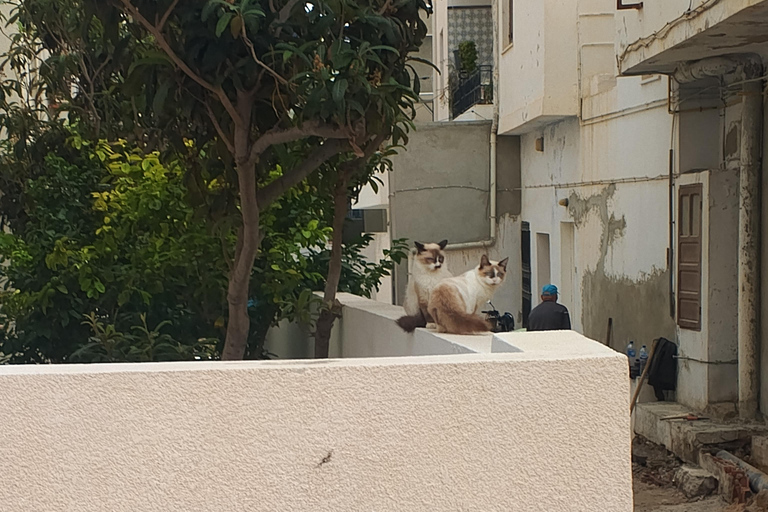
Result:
[158, 0, 180, 31]
[117, 0, 241, 125]
[248, 120, 351, 166]
[240, 23, 289, 87]
[205, 100, 235, 154]
[278, 0, 301, 23]
[256, 139, 349, 209]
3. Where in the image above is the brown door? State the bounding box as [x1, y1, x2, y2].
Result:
[677, 184, 703, 331]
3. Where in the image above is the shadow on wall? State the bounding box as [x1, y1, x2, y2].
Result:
[569, 185, 676, 351]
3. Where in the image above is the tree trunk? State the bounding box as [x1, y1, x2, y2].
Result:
[314, 177, 349, 358]
[221, 165, 260, 360]
[221, 103, 260, 361]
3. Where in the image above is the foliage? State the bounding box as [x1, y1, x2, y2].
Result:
[458, 40, 477, 73]
[307, 234, 408, 297]
[0, 130, 230, 363]
[0, 0, 431, 359]
[70, 312, 218, 362]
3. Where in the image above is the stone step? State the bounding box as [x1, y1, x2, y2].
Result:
[751, 436, 768, 473]
[634, 402, 767, 463]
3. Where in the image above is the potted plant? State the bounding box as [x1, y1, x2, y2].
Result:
[458, 40, 478, 74]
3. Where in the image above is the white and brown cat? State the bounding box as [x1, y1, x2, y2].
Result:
[396, 240, 451, 332]
[427, 254, 509, 334]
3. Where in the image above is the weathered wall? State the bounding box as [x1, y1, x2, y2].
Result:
[389, 121, 522, 322]
[761, 81, 768, 415]
[390, 121, 493, 245]
[0, 332, 633, 512]
[517, 72, 677, 348]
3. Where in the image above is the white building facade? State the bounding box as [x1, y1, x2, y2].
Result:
[392, 0, 768, 419]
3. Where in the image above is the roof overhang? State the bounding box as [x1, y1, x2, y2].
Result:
[619, 2, 768, 76]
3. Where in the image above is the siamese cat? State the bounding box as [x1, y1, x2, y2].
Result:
[427, 254, 508, 334]
[396, 240, 451, 332]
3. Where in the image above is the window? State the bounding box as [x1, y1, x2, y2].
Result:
[505, 0, 514, 47]
[677, 184, 703, 330]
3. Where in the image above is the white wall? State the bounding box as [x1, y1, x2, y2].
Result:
[497, 0, 579, 134]
[0, 331, 632, 512]
[508, 0, 678, 348]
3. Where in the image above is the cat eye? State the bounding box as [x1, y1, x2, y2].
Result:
[425, 258, 434, 263]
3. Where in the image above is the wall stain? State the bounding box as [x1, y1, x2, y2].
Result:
[568, 185, 676, 351]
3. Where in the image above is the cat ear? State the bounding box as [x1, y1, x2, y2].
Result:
[480, 254, 490, 268]
[498, 257, 509, 271]
[438, 239, 448, 250]
[414, 241, 425, 253]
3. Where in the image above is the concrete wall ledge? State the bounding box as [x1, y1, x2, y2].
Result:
[0, 342, 632, 511]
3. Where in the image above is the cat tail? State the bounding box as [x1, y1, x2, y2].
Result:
[396, 310, 427, 333]
[429, 287, 491, 334]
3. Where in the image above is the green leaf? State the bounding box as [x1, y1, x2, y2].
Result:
[152, 84, 170, 115]
[216, 13, 235, 37]
[56, 285, 68, 294]
[332, 78, 348, 104]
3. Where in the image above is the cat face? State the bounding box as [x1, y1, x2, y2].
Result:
[478, 254, 508, 286]
[414, 240, 448, 272]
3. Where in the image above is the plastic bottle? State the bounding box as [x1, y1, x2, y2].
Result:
[639, 345, 649, 375]
[626, 341, 636, 377]
[626, 341, 636, 360]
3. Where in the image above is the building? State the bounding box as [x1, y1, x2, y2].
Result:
[353, 0, 768, 422]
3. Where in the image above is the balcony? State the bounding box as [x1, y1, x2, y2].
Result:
[451, 64, 494, 119]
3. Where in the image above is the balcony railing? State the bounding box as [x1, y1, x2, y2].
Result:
[451, 65, 493, 119]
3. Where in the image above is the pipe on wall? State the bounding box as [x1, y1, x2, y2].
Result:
[673, 53, 763, 419]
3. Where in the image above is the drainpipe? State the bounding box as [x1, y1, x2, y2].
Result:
[446, 0, 500, 252]
[673, 54, 763, 419]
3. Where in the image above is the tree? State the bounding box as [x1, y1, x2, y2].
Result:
[2, 0, 430, 359]
[96, 0, 428, 358]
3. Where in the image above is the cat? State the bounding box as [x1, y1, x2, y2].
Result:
[427, 254, 509, 334]
[396, 240, 451, 332]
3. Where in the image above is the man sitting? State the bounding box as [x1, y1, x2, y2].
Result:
[527, 284, 571, 332]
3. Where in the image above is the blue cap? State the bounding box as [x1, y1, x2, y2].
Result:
[542, 284, 558, 296]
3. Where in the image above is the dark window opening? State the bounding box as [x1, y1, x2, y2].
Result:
[521, 221, 531, 328]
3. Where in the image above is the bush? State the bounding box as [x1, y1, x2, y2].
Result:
[0, 132, 228, 363]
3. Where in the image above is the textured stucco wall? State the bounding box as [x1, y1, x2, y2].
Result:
[0, 333, 632, 512]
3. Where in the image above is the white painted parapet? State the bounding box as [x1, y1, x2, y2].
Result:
[0, 321, 631, 511]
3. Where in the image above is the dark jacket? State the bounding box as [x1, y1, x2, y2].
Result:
[648, 337, 677, 400]
[527, 301, 571, 332]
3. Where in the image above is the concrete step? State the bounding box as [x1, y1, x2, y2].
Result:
[634, 402, 767, 464]
[752, 436, 768, 472]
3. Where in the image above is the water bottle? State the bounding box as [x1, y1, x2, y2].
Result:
[626, 341, 636, 377]
[639, 345, 649, 375]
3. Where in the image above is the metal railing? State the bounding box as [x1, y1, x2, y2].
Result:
[451, 65, 493, 119]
